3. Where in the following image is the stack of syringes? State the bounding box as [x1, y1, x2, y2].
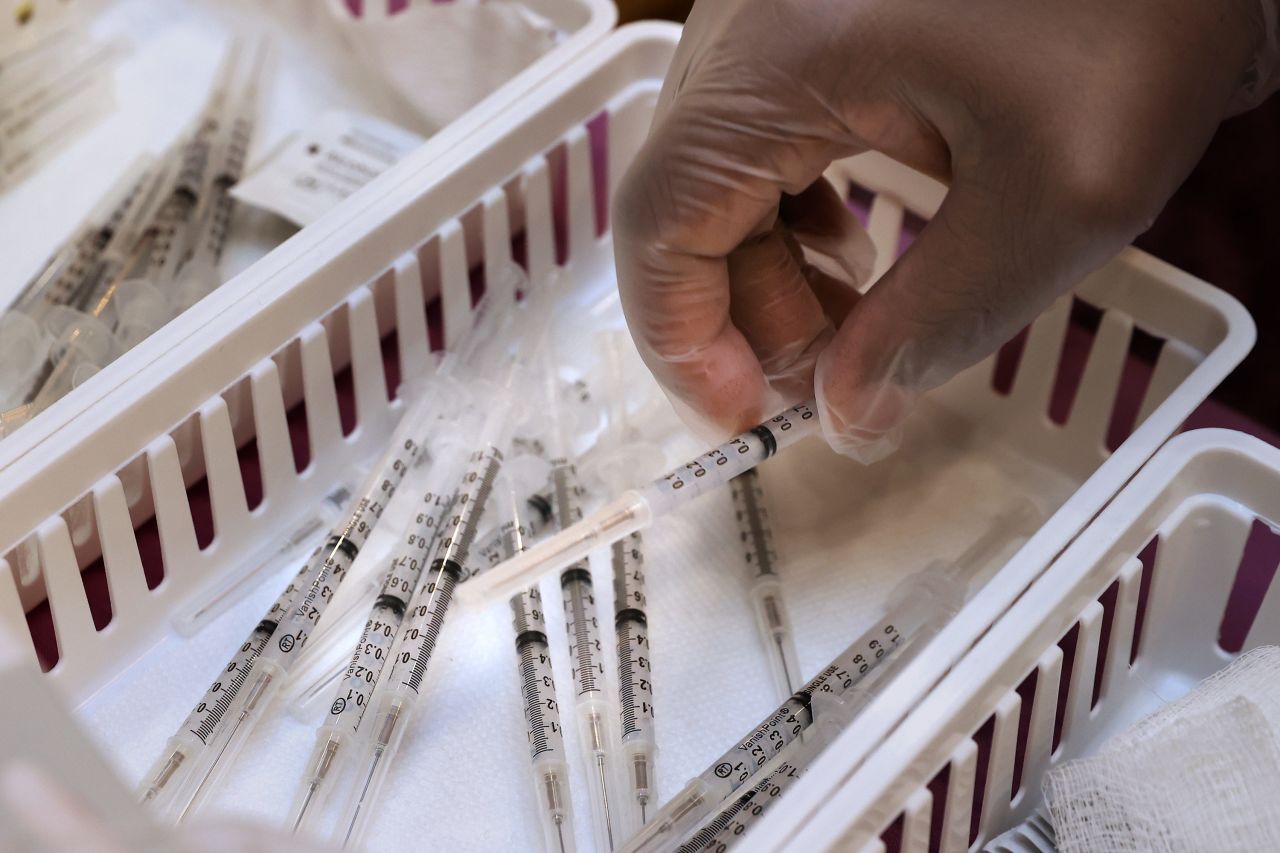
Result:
[0, 22, 125, 185]
[0, 38, 266, 436]
[123, 265, 1042, 852]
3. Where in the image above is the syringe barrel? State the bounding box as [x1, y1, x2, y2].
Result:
[615, 610, 655, 749]
[613, 527, 658, 836]
[173, 621, 276, 745]
[390, 560, 460, 697]
[729, 469, 778, 579]
[324, 599, 402, 738]
[432, 440, 504, 574]
[140, 191, 199, 283]
[637, 401, 818, 516]
[514, 610, 565, 761]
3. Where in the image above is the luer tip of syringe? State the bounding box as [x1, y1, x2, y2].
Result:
[290, 731, 345, 834]
[139, 747, 187, 805]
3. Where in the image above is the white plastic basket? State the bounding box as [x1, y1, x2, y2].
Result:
[2, 0, 615, 448]
[783, 428, 1280, 852]
[0, 21, 1257, 852]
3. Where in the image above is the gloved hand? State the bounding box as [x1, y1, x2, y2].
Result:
[614, 0, 1279, 462]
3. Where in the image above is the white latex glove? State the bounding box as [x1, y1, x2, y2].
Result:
[614, 0, 1279, 462]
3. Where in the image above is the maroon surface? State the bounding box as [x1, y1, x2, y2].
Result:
[1135, 98, 1280, 434]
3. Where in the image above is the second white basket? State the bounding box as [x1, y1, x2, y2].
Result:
[776, 428, 1280, 852]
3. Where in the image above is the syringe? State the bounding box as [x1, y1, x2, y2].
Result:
[729, 470, 800, 699]
[541, 366, 623, 851]
[115, 42, 262, 350]
[7, 157, 152, 320]
[4, 161, 159, 419]
[619, 510, 1036, 853]
[673, 718, 829, 853]
[591, 329, 662, 835]
[558, 484, 621, 852]
[168, 39, 266, 314]
[64, 150, 178, 314]
[20, 158, 176, 415]
[336, 404, 513, 849]
[458, 400, 821, 608]
[288, 438, 471, 835]
[619, 614, 915, 852]
[284, 480, 454, 720]
[135, 42, 243, 285]
[613, 528, 656, 835]
[0, 159, 154, 418]
[139, 381, 442, 822]
[504, 487, 578, 853]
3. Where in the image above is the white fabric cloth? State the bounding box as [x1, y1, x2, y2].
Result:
[1046, 646, 1280, 853]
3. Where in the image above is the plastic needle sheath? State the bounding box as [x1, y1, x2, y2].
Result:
[459, 401, 820, 608]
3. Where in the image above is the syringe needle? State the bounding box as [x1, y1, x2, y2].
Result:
[776, 636, 795, 694]
[596, 748, 615, 850]
[343, 747, 384, 847]
[459, 401, 821, 608]
[292, 784, 317, 833]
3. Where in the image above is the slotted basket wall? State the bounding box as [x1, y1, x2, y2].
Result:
[761, 429, 1280, 853]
